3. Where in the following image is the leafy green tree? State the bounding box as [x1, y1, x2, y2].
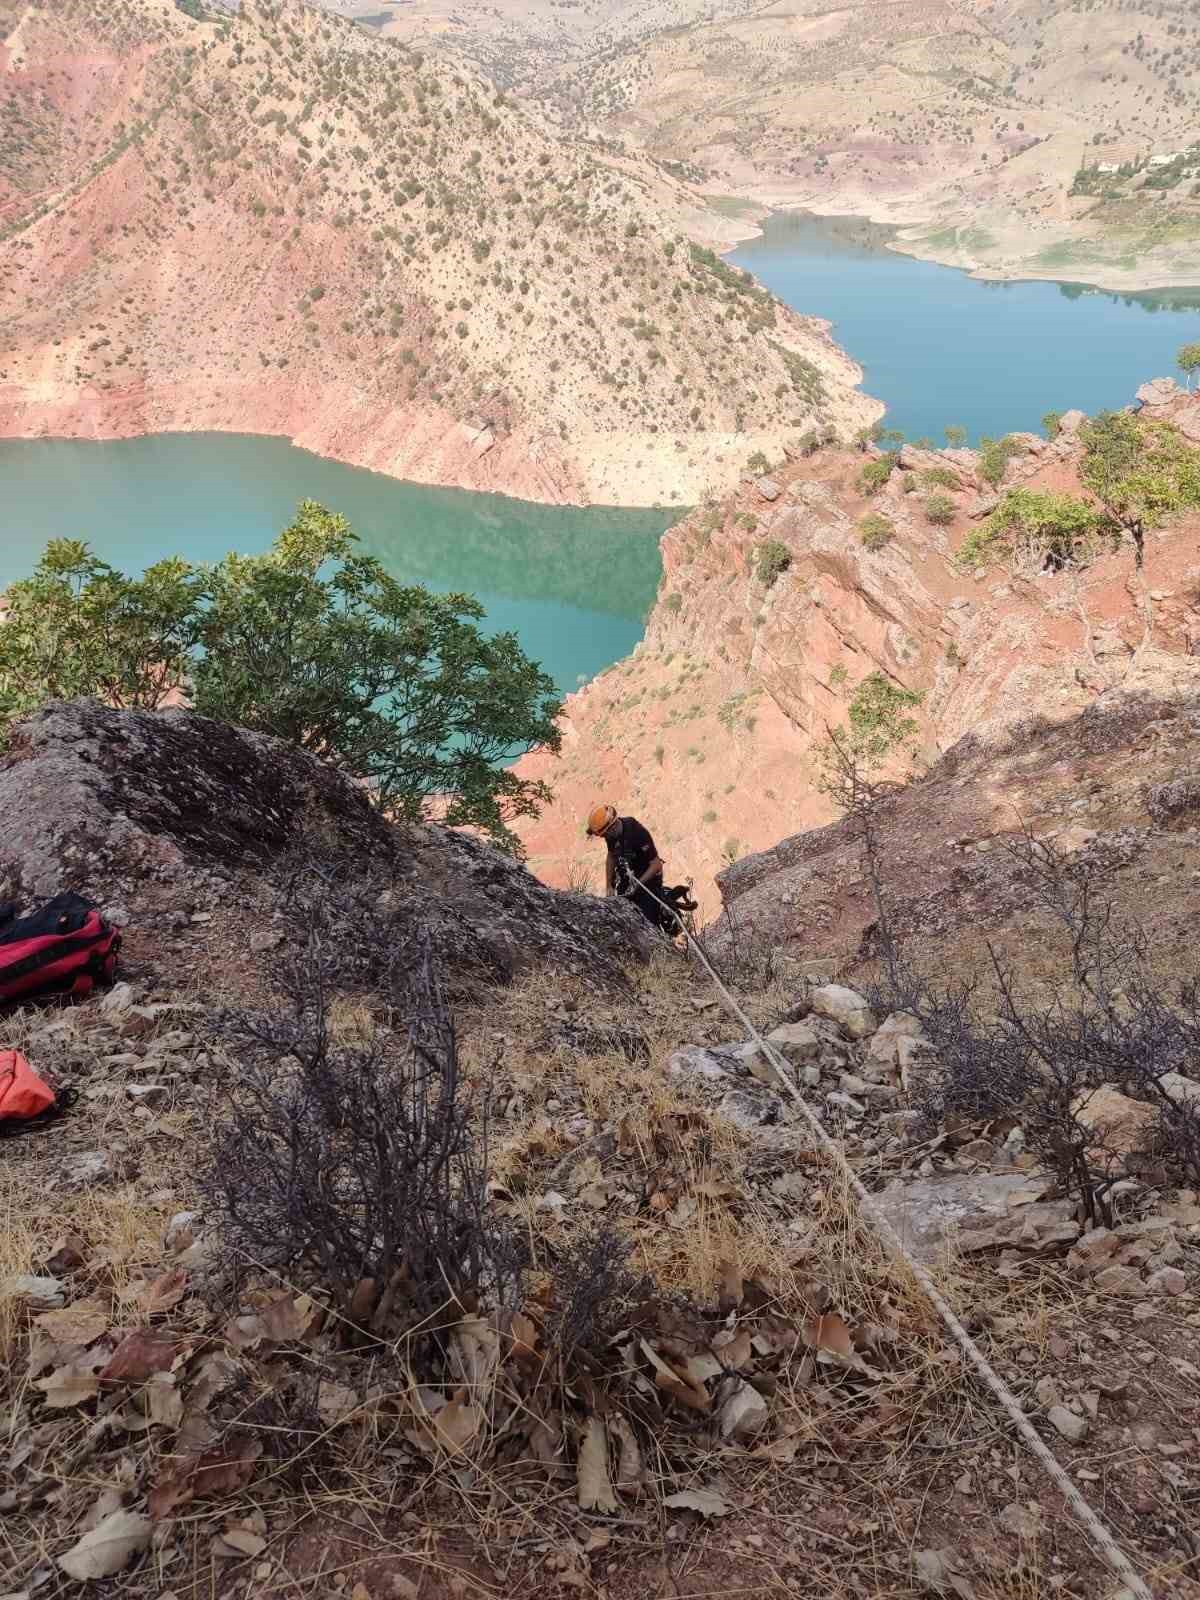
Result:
[844, 671, 923, 761]
[1080, 412, 1200, 564]
[1178, 343, 1200, 389]
[944, 425, 968, 448]
[0, 504, 561, 849]
[0, 540, 201, 724]
[1042, 411, 1064, 439]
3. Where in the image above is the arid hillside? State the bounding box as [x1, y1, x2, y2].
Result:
[0, 0, 879, 506]
[513, 381, 1200, 912]
[356, 0, 1200, 290]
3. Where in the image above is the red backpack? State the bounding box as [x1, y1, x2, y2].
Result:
[0, 893, 121, 1008]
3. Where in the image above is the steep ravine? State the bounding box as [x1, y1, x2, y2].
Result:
[513, 382, 1200, 912]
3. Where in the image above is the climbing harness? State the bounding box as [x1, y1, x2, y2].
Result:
[638, 878, 1155, 1600]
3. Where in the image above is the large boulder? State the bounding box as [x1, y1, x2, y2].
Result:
[808, 983, 876, 1040]
[1071, 1085, 1157, 1163]
[0, 701, 655, 990]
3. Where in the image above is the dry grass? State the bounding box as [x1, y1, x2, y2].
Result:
[2, 941, 1191, 1600]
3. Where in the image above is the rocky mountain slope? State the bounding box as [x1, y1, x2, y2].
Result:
[363, 0, 1200, 290]
[2, 696, 1198, 1600]
[512, 382, 1200, 914]
[0, 0, 878, 507]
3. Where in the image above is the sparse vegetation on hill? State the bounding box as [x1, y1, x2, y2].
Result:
[0, 0, 877, 506]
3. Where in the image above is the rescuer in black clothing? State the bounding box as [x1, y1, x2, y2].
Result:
[585, 803, 665, 927]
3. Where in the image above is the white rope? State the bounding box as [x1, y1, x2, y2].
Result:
[634, 882, 1153, 1600]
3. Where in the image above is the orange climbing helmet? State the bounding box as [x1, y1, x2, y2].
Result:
[586, 803, 618, 837]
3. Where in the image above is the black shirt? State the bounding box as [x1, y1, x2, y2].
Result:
[607, 816, 661, 886]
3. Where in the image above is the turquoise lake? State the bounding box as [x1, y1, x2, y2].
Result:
[0, 433, 671, 696]
[731, 212, 1200, 443]
[5, 216, 1200, 680]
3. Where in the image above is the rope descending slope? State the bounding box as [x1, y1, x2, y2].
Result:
[640, 882, 1154, 1600]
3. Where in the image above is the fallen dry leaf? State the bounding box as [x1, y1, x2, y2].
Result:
[259, 1293, 317, 1344]
[138, 1268, 188, 1316]
[608, 1412, 642, 1491]
[47, 1234, 89, 1274]
[576, 1416, 618, 1514]
[640, 1339, 710, 1412]
[751, 1432, 801, 1464]
[451, 1317, 500, 1390]
[148, 1433, 262, 1519]
[58, 1509, 152, 1581]
[803, 1312, 854, 1360]
[101, 1330, 180, 1383]
[36, 1363, 102, 1409]
[432, 1398, 483, 1454]
[32, 1299, 109, 1350]
[712, 1326, 753, 1371]
[219, 1527, 268, 1557]
[803, 1312, 882, 1378]
[717, 1258, 744, 1315]
[914, 1547, 976, 1599]
[145, 1372, 184, 1428]
[316, 1380, 359, 1428]
[507, 1311, 539, 1362]
[224, 1314, 265, 1351]
[663, 1488, 730, 1518]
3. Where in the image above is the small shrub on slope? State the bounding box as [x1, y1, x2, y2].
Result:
[957, 488, 1106, 570]
[858, 453, 898, 496]
[924, 492, 956, 526]
[754, 539, 791, 588]
[858, 512, 895, 551]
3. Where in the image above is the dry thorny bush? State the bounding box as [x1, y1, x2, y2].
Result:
[858, 823, 1200, 1226]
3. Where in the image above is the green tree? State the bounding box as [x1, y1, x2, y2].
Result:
[816, 672, 923, 987]
[0, 540, 201, 724]
[0, 504, 562, 849]
[1178, 342, 1200, 389]
[944, 424, 968, 448]
[1080, 412, 1200, 563]
[1042, 411, 1064, 439]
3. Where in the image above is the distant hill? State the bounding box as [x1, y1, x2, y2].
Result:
[334, 0, 1200, 291]
[0, 0, 878, 506]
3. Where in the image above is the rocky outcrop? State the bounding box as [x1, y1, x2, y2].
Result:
[514, 390, 1200, 910]
[0, 701, 655, 989]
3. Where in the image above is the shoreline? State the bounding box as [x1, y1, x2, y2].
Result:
[0, 326, 881, 511]
[712, 196, 1200, 296]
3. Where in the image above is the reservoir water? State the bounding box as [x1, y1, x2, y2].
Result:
[731, 212, 1200, 444]
[0, 433, 670, 697]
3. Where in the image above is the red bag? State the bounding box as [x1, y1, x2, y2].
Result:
[0, 893, 121, 1008]
[0, 1050, 55, 1122]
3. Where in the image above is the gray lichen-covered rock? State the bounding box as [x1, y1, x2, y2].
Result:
[0, 700, 654, 991]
